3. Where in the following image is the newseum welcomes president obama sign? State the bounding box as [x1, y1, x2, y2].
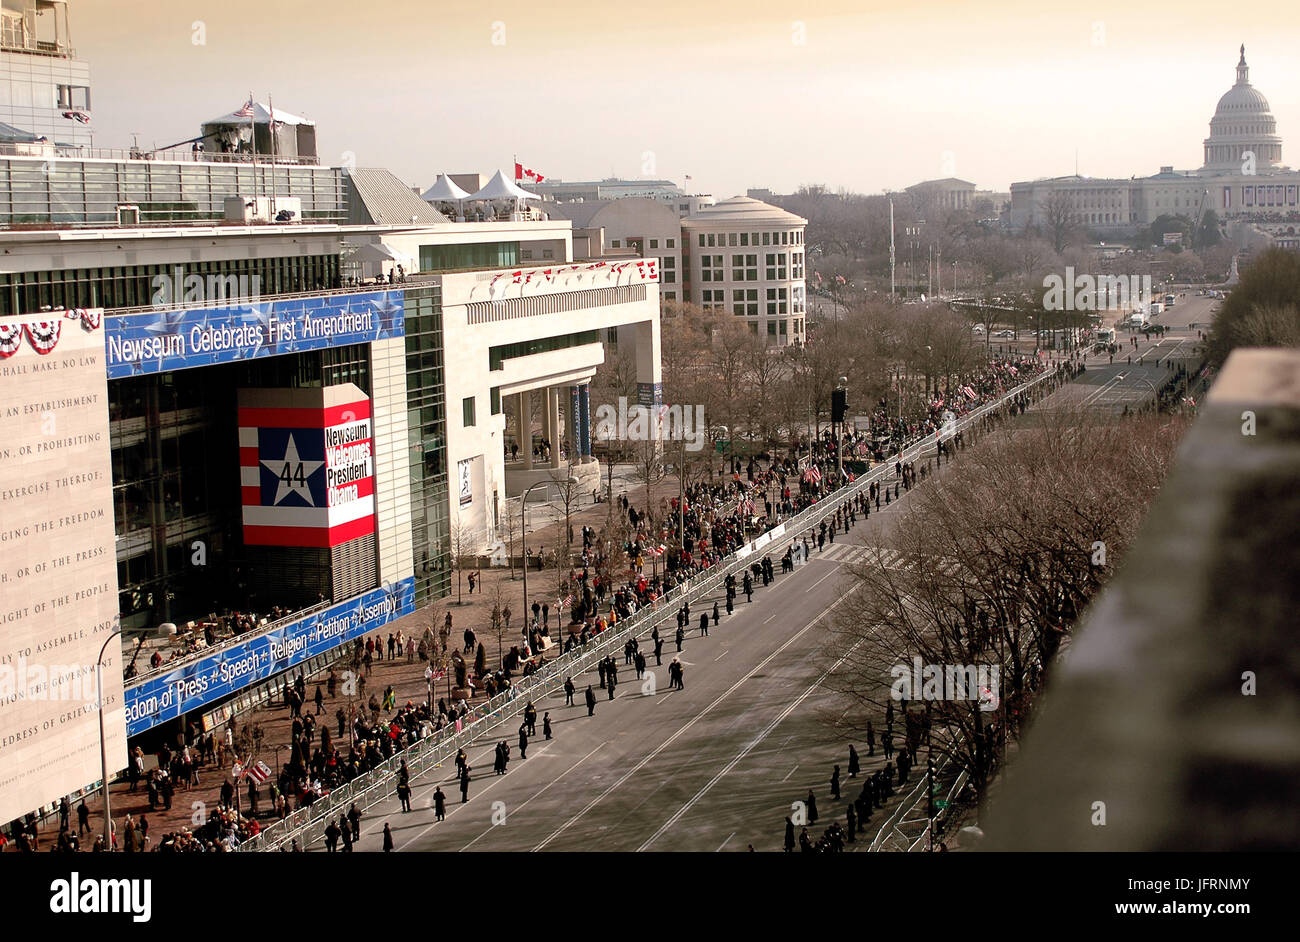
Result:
[123, 578, 414, 737]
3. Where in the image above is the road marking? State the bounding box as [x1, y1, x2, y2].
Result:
[715, 650, 729, 661]
[635, 640, 859, 852]
[458, 741, 608, 851]
[717, 831, 735, 852]
[781, 764, 799, 783]
[531, 591, 848, 852]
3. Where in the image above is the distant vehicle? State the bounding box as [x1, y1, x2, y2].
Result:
[1096, 327, 1116, 347]
[1164, 294, 1176, 306]
[994, 329, 1015, 338]
[971, 324, 987, 334]
[1148, 302, 1164, 316]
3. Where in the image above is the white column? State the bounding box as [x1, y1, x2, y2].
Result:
[519, 391, 533, 470]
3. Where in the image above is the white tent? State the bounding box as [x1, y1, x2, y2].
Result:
[350, 243, 404, 263]
[206, 102, 314, 127]
[421, 173, 471, 202]
[469, 169, 540, 201]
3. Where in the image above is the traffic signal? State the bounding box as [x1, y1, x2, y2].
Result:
[831, 388, 848, 423]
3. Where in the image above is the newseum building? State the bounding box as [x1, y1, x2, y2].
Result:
[0, 214, 452, 820]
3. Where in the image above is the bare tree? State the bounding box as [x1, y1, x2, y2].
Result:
[822, 409, 1188, 806]
[449, 517, 474, 605]
[1040, 191, 1078, 254]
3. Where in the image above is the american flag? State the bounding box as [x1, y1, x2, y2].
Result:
[245, 760, 273, 785]
[559, 594, 573, 609]
[803, 466, 823, 484]
[234, 97, 256, 118]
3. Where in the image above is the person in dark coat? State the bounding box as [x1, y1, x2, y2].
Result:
[830, 765, 841, 800]
[382, 822, 394, 852]
[459, 767, 471, 803]
[585, 685, 597, 716]
[784, 816, 796, 852]
[699, 612, 709, 636]
[518, 724, 529, 759]
[806, 789, 819, 824]
[434, 787, 446, 821]
[848, 744, 861, 777]
[543, 712, 552, 739]
[846, 804, 857, 842]
[712, 602, 720, 627]
[867, 721, 876, 757]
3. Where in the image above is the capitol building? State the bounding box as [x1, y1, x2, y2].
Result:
[1010, 46, 1300, 239]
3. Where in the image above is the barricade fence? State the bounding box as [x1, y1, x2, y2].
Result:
[242, 365, 1063, 851]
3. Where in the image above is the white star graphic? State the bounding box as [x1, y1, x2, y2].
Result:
[261, 430, 325, 506]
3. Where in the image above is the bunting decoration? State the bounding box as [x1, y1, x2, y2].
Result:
[0, 323, 21, 359]
[24, 320, 62, 355]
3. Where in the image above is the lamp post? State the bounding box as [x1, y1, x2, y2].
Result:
[96, 624, 123, 851]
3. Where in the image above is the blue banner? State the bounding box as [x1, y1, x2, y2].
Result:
[123, 578, 416, 737]
[104, 290, 405, 379]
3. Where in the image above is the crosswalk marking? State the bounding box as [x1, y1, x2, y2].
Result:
[807, 542, 963, 576]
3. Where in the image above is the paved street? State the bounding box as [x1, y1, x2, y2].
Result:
[1042, 292, 1213, 414]
[345, 482, 937, 852]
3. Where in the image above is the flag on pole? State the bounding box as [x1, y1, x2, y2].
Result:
[514, 161, 546, 184]
[234, 97, 256, 118]
[246, 760, 273, 785]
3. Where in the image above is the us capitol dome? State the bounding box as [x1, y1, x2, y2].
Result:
[1202, 45, 1283, 173]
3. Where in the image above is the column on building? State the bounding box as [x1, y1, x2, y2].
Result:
[569, 385, 581, 458]
[634, 319, 663, 441]
[546, 386, 561, 469]
[518, 391, 533, 470]
[578, 383, 591, 457]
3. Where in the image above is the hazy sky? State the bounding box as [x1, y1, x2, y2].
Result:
[74, 0, 1298, 198]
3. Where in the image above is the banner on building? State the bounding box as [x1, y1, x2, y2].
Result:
[123, 578, 415, 736]
[238, 383, 375, 547]
[104, 290, 405, 378]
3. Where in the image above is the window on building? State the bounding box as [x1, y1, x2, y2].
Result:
[698, 234, 706, 247]
[611, 240, 621, 248]
[762, 232, 770, 246]
[667, 238, 676, 248]
[707, 233, 716, 247]
[740, 232, 749, 246]
[462, 397, 476, 427]
[649, 239, 658, 249]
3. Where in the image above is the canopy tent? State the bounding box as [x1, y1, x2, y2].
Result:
[205, 102, 314, 127]
[349, 242, 405, 263]
[0, 121, 41, 144]
[469, 169, 540, 201]
[200, 101, 317, 160]
[420, 173, 471, 202]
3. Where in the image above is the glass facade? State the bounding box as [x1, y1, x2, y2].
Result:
[489, 329, 600, 371]
[110, 344, 373, 636]
[403, 285, 451, 606]
[419, 240, 519, 272]
[0, 157, 345, 226]
[0, 254, 341, 316]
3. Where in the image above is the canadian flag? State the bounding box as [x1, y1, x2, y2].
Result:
[515, 161, 545, 184]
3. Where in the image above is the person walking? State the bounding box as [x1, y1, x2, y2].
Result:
[585, 685, 597, 717]
[518, 723, 529, 759]
[675, 626, 684, 652]
[784, 816, 796, 853]
[459, 766, 471, 803]
[806, 789, 819, 825]
[564, 676, 575, 706]
[848, 744, 861, 777]
[699, 612, 709, 637]
[712, 602, 720, 628]
[543, 712, 552, 740]
[434, 787, 446, 821]
[382, 822, 394, 852]
[830, 765, 842, 801]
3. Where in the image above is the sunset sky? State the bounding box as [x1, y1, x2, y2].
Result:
[75, 0, 1299, 198]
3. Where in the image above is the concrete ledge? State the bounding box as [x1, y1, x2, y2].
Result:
[505, 456, 601, 498]
[986, 348, 1300, 851]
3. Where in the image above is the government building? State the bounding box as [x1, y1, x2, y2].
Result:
[1010, 46, 1300, 240]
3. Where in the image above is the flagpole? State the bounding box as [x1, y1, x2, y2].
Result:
[269, 94, 278, 218]
[247, 91, 258, 208]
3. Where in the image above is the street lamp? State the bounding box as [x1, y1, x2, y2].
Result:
[96, 624, 123, 851]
